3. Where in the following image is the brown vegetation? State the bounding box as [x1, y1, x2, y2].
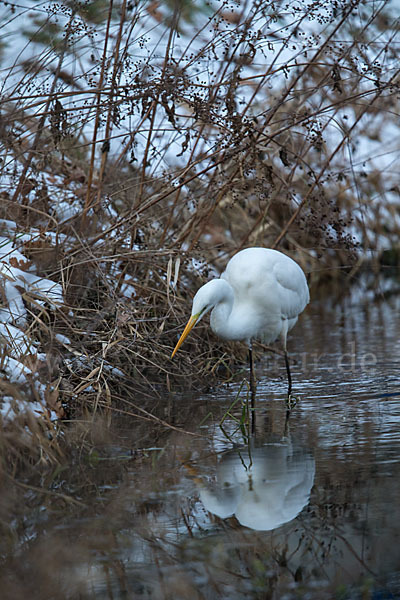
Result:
[0, 0, 399, 466]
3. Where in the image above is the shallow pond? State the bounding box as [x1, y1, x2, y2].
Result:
[1, 279, 400, 599]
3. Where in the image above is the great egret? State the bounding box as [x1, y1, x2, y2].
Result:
[171, 247, 309, 397]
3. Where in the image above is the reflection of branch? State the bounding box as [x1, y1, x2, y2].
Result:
[334, 529, 377, 577]
[297, 516, 377, 584]
[112, 398, 204, 437]
[7, 475, 86, 507]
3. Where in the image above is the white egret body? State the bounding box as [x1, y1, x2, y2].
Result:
[172, 248, 309, 395]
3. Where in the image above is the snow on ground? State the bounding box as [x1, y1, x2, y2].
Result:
[0, 215, 65, 421]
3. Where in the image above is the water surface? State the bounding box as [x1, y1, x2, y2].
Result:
[1, 282, 400, 599]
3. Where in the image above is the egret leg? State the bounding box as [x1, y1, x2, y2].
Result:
[281, 324, 295, 405]
[249, 346, 256, 404]
[284, 351, 292, 396]
[284, 350, 298, 408]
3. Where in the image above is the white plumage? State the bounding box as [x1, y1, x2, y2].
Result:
[172, 247, 309, 395]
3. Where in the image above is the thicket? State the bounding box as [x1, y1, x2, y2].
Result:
[0, 0, 399, 460]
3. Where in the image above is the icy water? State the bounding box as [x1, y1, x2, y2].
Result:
[2, 279, 400, 599]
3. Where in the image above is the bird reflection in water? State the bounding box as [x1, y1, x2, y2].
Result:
[186, 438, 315, 532]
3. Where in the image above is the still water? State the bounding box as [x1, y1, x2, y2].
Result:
[1, 280, 400, 599]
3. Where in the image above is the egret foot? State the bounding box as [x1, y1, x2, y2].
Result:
[286, 394, 298, 410]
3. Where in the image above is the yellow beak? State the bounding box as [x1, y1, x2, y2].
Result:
[171, 314, 199, 358]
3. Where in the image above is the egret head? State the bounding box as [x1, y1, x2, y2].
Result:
[171, 279, 229, 358]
